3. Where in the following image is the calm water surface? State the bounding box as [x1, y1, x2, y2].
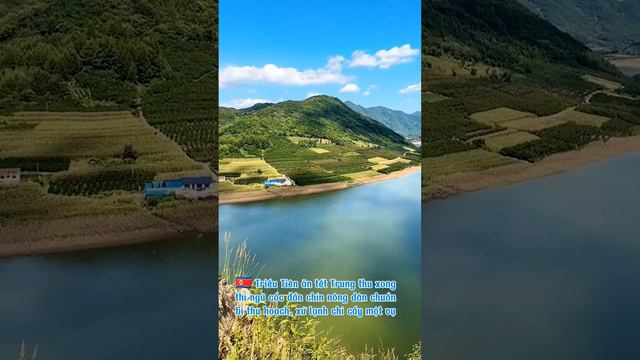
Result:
[0, 234, 216, 359]
[423, 153, 640, 360]
[220, 172, 421, 355]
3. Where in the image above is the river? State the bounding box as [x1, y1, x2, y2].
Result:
[423, 153, 640, 359]
[0, 233, 216, 359]
[219, 172, 422, 355]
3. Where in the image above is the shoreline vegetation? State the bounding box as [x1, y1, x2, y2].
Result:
[220, 166, 420, 205]
[0, 206, 215, 259]
[219, 235, 422, 360]
[425, 135, 640, 201]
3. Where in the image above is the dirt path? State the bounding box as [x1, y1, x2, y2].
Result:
[584, 90, 638, 104]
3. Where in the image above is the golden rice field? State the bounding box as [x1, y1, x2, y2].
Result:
[424, 149, 517, 177]
[371, 164, 389, 171]
[368, 157, 389, 164]
[502, 110, 609, 131]
[0, 111, 200, 174]
[218, 157, 282, 192]
[477, 129, 540, 152]
[309, 147, 330, 154]
[379, 157, 412, 165]
[582, 74, 623, 91]
[344, 170, 383, 180]
[470, 107, 536, 126]
[219, 158, 281, 178]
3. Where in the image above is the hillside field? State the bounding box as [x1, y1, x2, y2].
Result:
[219, 96, 420, 192]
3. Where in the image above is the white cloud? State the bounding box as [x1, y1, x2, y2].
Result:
[339, 83, 360, 93]
[363, 85, 377, 96]
[350, 50, 379, 68]
[220, 56, 350, 87]
[306, 92, 322, 98]
[222, 98, 272, 109]
[349, 44, 419, 69]
[399, 83, 421, 94]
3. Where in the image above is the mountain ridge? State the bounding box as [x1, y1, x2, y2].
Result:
[220, 95, 410, 157]
[518, 0, 640, 53]
[344, 101, 421, 139]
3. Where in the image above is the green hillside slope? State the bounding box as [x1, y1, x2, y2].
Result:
[423, 0, 640, 179]
[220, 96, 409, 157]
[219, 96, 419, 189]
[0, 0, 217, 163]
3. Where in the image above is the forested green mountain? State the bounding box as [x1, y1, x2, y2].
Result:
[425, 0, 617, 74]
[423, 0, 640, 182]
[0, 0, 217, 162]
[219, 96, 409, 157]
[518, 0, 640, 53]
[344, 101, 421, 139]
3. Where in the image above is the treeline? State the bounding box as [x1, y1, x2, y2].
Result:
[500, 121, 632, 162]
[424, 0, 618, 75]
[0, 0, 215, 113]
[48, 169, 155, 196]
[578, 94, 640, 125]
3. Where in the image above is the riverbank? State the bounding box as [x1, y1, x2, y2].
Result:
[425, 135, 640, 201]
[0, 201, 216, 258]
[219, 166, 421, 204]
[605, 54, 640, 77]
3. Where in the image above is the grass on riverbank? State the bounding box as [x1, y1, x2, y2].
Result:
[219, 234, 421, 360]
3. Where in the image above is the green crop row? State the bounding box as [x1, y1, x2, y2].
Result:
[48, 169, 155, 196]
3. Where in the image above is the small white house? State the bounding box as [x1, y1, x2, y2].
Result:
[0, 168, 20, 184]
[264, 177, 294, 188]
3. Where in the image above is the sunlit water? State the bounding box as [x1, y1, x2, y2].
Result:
[0, 234, 216, 359]
[423, 153, 640, 360]
[220, 172, 421, 355]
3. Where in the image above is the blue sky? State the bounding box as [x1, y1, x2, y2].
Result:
[219, 0, 421, 113]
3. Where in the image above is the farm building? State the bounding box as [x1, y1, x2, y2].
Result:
[144, 176, 214, 199]
[0, 168, 20, 184]
[264, 177, 294, 188]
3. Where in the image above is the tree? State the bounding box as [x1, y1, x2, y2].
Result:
[121, 144, 138, 160]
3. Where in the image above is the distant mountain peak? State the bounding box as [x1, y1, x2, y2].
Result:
[345, 101, 421, 139]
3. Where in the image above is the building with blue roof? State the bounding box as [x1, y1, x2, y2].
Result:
[144, 176, 214, 199]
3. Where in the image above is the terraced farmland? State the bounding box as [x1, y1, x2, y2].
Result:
[503, 110, 609, 131]
[470, 107, 536, 126]
[143, 73, 217, 164]
[0, 111, 199, 173]
[476, 130, 540, 152]
[0, 111, 202, 196]
[582, 75, 623, 91]
[219, 135, 417, 190]
[218, 158, 281, 190]
[0, 182, 141, 222]
[424, 149, 518, 177]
